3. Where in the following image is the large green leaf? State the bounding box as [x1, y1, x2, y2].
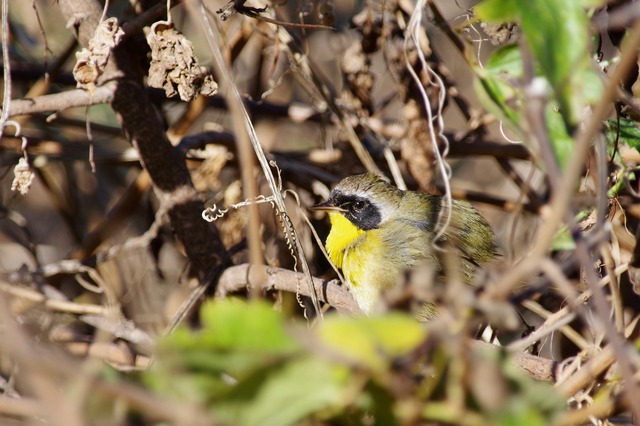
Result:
[198, 299, 300, 353]
[146, 300, 303, 406]
[476, 0, 603, 129]
[235, 357, 347, 426]
[318, 314, 426, 371]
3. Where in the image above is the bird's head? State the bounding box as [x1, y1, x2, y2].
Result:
[313, 173, 404, 231]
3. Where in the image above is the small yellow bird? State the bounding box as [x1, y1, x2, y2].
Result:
[314, 173, 496, 316]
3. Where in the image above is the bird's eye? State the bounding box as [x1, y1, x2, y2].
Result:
[353, 200, 366, 211]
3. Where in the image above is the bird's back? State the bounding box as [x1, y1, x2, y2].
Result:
[417, 193, 497, 280]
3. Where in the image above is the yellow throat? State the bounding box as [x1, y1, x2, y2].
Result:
[325, 211, 364, 269]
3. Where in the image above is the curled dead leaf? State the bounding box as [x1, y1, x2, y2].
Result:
[146, 21, 218, 102]
[73, 17, 124, 93]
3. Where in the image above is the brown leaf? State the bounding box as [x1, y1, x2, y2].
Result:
[146, 21, 218, 102]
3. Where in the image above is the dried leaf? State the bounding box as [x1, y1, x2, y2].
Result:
[11, 157, 34, 196]
[73, 17, 124, 92]
[146, 21, 218, 102]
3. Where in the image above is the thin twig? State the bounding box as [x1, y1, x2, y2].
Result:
[274, 18, 381, 174]
[601, 244, 625, 333]
[0, 0, 12, 137]
[515, 300, 588, 351]
[0, 280, 106, 315]
[555, 345, 615, 398]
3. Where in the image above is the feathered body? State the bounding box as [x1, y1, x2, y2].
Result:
[318, 173, 496, 315]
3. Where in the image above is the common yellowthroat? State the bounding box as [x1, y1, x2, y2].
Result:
[314, 173, 496, 316]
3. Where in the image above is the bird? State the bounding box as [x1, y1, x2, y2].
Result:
[313, 173, 497, 317]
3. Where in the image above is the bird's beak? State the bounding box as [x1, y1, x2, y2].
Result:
[312, 200, 347, 213]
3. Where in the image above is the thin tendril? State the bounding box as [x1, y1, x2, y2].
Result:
[403, 0, 453, 245]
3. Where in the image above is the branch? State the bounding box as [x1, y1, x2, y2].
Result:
[511, 351, 559, 382]
[0, 395, 42, 419]
[0, 279, 106, 315]
[6, 84, 115, 117]
[216, 264, 362, 315]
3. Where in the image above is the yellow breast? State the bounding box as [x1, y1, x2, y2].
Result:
[325, 211, 364, 269]
[325, 212, 397, 314]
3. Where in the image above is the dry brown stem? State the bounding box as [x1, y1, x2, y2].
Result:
[216, 263, 361, 315]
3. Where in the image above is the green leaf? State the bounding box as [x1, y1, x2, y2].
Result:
[476, 0, 604, 130]
[473, 73, 523, 133]
[146, 299, 353, 426]
[146, 299, 304, 409]
[199, 357, 346, 426]
[485, 44, 523, 77]
[499, 405, 547, 426]
[545, 103, 574, 170]
[473, 44, 525, 133]
[551, 226, 575, 251]
[579, 67, 605, 105]
[160, 299, 299, 355]
[605, 118, 640, 152]
[235, 357, 348, 426]
[475, 0, 520, 21]
[318, 314, 425, 371]
[198, 299, 300, 353]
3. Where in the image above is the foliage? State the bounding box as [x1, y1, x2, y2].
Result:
[475, 0, 603, 168]
[144, 299, 563, 426]
[605, 118, 640, 154]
